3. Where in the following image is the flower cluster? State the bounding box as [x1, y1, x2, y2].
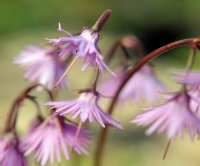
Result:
[2, 8, 200, 166]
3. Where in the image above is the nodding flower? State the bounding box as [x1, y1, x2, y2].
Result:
[14, 45, 67, 90]
[48, 23, 116, 76]
[0, 134, 28, 166]
[21, 116, 90, 166]
[98, 64, 166, 104]
[47, 91, 123, 130]
[132, 91, 200, 140]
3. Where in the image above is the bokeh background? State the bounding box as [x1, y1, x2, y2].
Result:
[1, 0, 200, 166]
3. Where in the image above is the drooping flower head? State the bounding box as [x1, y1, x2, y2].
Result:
[48, 23, 115, 75]
[21, 116, 90, 166]
[14, 45, 66, 90]
[47, 91, 122, 130]
[132, 91, 200, 140]
[174, 71, 200, 116]
[98, 64, 166, 104]
[0, 134, 27, 166]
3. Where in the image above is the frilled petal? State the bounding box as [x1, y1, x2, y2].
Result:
[48, 27, 115, 75]
[174, 71, 200, 85]
[14, 46, 67, 90]
[98, 65, 166, 104]
[21, 116, 90, 166]
[132, 93, 200, 139]
[47, 92, 123, 130]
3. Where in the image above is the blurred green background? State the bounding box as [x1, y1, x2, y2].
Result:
[1, 0, 200, 166]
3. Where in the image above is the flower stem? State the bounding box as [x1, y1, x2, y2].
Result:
[94, 38, 196, 166]
[92, 9, 112, 32]
[93, 70, 100, 91]
[105, 35, 146, 65]
[4, 84, 54, 133]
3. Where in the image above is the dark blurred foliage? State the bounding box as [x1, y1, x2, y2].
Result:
[0, 0, 199, 56]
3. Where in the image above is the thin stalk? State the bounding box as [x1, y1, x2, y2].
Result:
[163, 140, 171, 160]
[4, 84, 54, 133]
[94, 38, 196, 166]
[93, 70, 100, 91]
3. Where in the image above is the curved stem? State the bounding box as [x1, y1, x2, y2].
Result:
[4, 84, 54, 133]
[105, 35, 146, 66]
[94, 38, 196, 166]
[185, 48, 196, 72]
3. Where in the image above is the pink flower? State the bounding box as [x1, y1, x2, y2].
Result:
[175, 71, 200, 86]
[0, 134, 27, 166]
[48, 23, 115, 75]
[47, 91, 123, 130]
[21, 116, 90, 166]
[98, 65, 166, 104]
[14, 46, 66, 90]
[132, 92, 200, 139]
[174, 71, 200, 116]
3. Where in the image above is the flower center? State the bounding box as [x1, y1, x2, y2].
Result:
[80, 29, 99, 44]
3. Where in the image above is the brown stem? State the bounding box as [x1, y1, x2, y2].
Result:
[105, 35, 146, 66]
[94, 38, 196, 166]
[92, 9, 112, 32]
[93, 70, 100, 91]
[4, 84, 54, 133]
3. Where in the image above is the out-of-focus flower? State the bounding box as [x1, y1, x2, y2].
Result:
[98, 65, 166, 104]
[21, 116, 90, 166]
[0, 134, 27, 166]
[132, 92, 200, 140]
[63, 124, 90, 155]
[174, 71, 200, 116]
[14, 46, 66, 90]
[175, 71, 200, 86]
[48, 23, 115, 75]
[47, 91, 123, 130]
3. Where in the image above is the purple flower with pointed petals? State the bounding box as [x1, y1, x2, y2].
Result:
[47, 91, 123, 129]
[0, 135, 27, 166]
[21, 116, 90, 166]
[132, 92, 200, 139]
[48, 24, 115, 75]
[98, 65, 166, 104]
[14, 46, 66, 90]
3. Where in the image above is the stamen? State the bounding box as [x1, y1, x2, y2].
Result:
[55, 56, 78, 88]
[163, 139, 171, 160]
[71, 121, 83, 153]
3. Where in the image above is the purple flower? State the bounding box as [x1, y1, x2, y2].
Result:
[98, 65, 166, 104]
[47, 91, 123, 129]
[63, 124, 90, 155]
[175, 71, 200, 86]
[132, 92, 200, 139]
[48, 23, 115, 75]
[14, 46, 66, 90]
[0, 134, 27, 166]
[21, 116, 90, 166]
[174, 71, 200, 115]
